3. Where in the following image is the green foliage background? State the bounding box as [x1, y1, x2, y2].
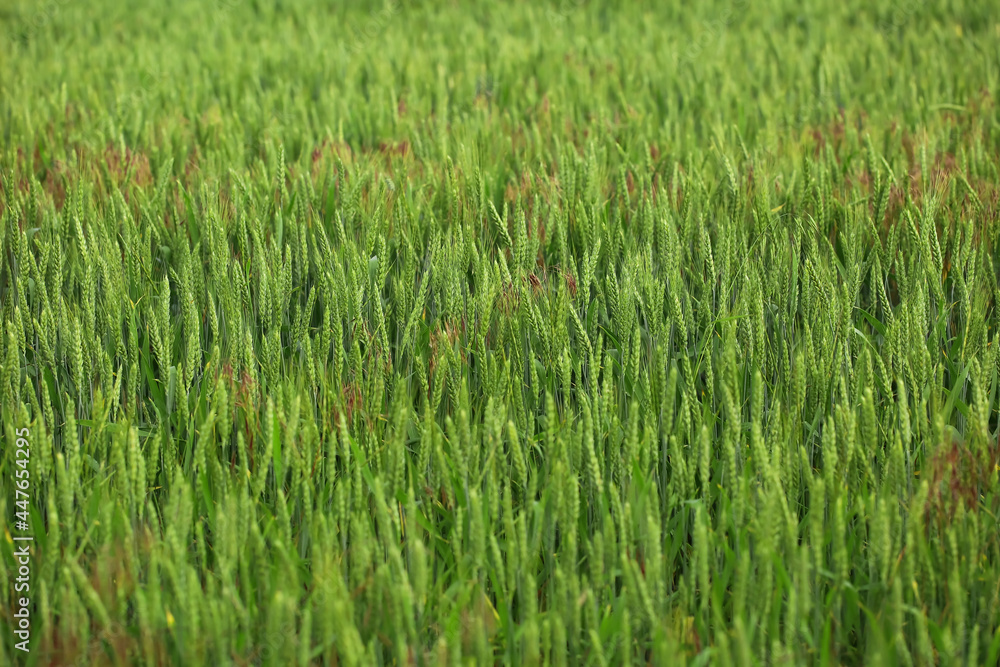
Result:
[1, 0, 999, 664]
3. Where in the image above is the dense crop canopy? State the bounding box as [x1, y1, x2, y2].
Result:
[1, 1, 999, 665]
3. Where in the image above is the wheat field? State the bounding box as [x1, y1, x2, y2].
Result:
[1, 1, 999, 665]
